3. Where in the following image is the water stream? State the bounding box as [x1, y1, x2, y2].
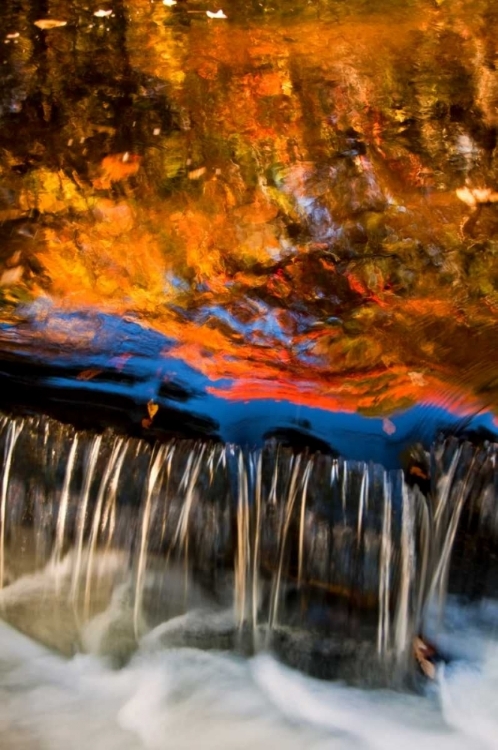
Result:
[0, 0, 497, 746]
[0, 414, 496, 746]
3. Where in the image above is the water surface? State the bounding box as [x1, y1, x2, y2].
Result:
[0, 0, 497, 432]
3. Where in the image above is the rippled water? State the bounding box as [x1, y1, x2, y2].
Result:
[0, 0, 497, 430]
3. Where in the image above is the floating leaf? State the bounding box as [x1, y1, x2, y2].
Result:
[456, 186, 498, 207]
[413, 637, 437, 680]
[77, 368, 103, 381]
[93, 153, 141, 190]
[147, 400, 159, 420]
[410, 466, 428, 480]
[0, 267, 23, 286]
[408, 371, 427, 387]
[188, 167, 206, 180]
[206, 10, 227, 19]
[34, 19, 67, 29]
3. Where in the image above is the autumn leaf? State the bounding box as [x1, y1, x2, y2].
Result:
[409, 466, 428, 480]
[413, 637, 437, 680]
[188, 167, 206, 180]
[456, 186, 498, 208]
[34, 19, 67, 29]
[109, 354, 132, 371]
[206, 10, 227, 19]
[77, 368, 103, 381]
[0, 267, 23, 286]
[147, 400, 159, 420]
[93, 153, 141, 190]
[382, 418, 396, 435]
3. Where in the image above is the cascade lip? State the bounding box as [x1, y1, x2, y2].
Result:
[0, 345, 496, 470]
[0, 347, 497, 469]
[0, 310, 496, 468]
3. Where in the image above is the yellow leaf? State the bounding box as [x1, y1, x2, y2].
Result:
[34, 19, 67, 29]
[147, 401, 159, 420]
[77, 368, 103, 381]
[93, 154, 141, 189]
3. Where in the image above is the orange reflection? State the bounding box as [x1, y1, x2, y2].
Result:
[0, 0, 496, 421]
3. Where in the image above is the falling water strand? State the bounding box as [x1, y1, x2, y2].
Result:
[84, 437, 127, 619]
[297, 458, 313, 588]
[159, 444, 175, 547]
[414, 488, 430, 631]
[251, 451, 262, 640]
[268, 452, 279, 506]
[341, 460, 348, 514]
[377, 475, 392, 656]
[0, 420, 21, 590]
[133, 445, 166, 639]
[235, 451, 251, 630]
[218, 446, 226, 472]
[423, 442, 461, 625]
[178, 451, 195, 495]
[427, 454, 477, 619]
[331, 458, 338, 486]
[172, 443, 206, 553]
[476, 452, 496, 538]
[269, 454, 302, 630]
[357, 464, 369, 544]
[433, 446, 462, 536]
[394, 477, 415, 659]
[70, 435, 102, 607]
[171, 444, 207, 604]
[100, 439, 129, 553]
[51, 436, 79, 586]
[206, 446, 216, 485]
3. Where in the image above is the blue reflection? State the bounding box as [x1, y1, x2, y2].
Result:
[5, 307, 497, 469]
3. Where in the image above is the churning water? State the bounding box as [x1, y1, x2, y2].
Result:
[0, 598, 497, 750]
[0, 413, 496, 749]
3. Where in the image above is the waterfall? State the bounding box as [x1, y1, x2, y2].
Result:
[0, 413, 496, 680]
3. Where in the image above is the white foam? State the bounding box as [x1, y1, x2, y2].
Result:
[439, 649, 498, 749]
[0, 590, 497, 750]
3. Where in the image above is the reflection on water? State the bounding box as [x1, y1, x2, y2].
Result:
[0, 3, 497, 746]
[0, 0, 497, 422]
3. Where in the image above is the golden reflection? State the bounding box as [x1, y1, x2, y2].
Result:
[0, 0, 497, 416]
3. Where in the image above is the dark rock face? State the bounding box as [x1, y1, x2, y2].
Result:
[0, 411, 495, 686]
